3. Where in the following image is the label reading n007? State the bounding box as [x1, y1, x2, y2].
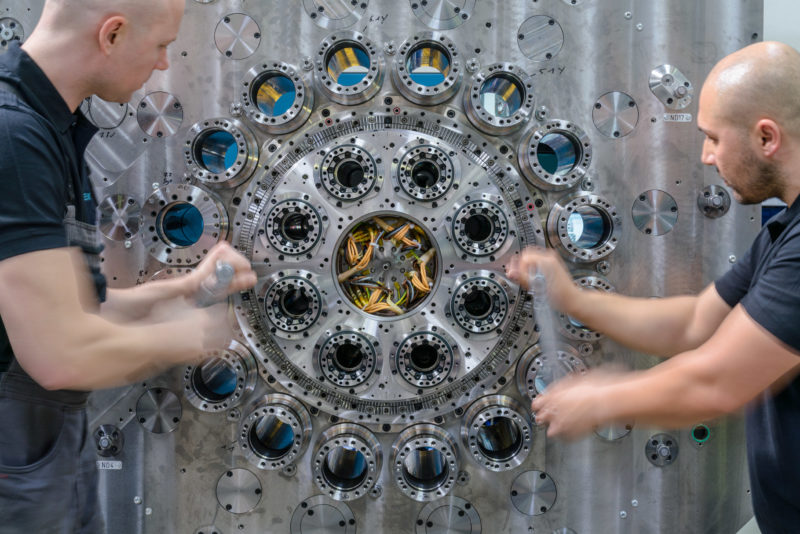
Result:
[97, 460, 123, 470]
[663, 113, 692, 122]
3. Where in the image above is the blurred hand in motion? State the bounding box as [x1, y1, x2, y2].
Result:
[530, 368, 626, 439]
[506, 247, 580, 312]
[186, 241, 257, 298]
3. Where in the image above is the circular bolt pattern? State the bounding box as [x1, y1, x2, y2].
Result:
[314, 31, 385, 106]
[303, 0, 368, 29]
[391, 424, 460, 502]
[451, 276, 509, 334]
[136, 388, 182, 434]
[631, 190, 678, 236]
[265, 199, 324, 256]
[396, 144, 457, 201]
[645, 433, 679, 467]
[241, 61, 313, 134]
[462, 395, 532, 471]
[510, 470, 557, 516]
[452, 200, 509, 258]
[395, 332, 455, 388]
[137, 92, 183, 138]
[215, 13, 261, 60]
[312, 423, 382, 501]
[319, 144, 379, 201]
[215, 468, 262, 514]
[592, 91, 639, 138]
[316, 331, 381, 392]
[698, 185, 731, 218]
[415, 496, 481, 534]
[264, 276, 323, 334]
[392, 33, 463, 105]
[518, 119, 592, 191]
[183, 340, 257, 412]
[239, 393, 313, 471]
[98, 195, 141, 241]
[290, 495, 356, 534]
[517, 16, 564, 62]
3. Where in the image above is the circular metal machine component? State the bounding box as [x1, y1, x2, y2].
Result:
[312, 423, 382, 501]
[81, 96, 129, 130]
[516, 344, 587, 400]
[183, 340, 258, 412]
[315, 331, 381, 393]
[265, 198, 325, 257]
[392, 33, 462, 105]
[462, 395, 532, 471]
[0, 18, 23, 49]
[391, 424, 460, 502]
[649, 64, 694, 110]
[409, 0, 475, 30]
[315, 31, 385, 105]
[262, 274, 324, 336]
[184, 117, 259, 187]
[415, 496, 481, 534]
[318, 143, 381, 201]
[517, 15, 564, 62]
[451, 199, 510, 259]
[214, 13, 261, 60]
[98, 194, 141, 241]
[464, 63, 535, 135]
[215, 468, 262, 514]
[547, 192, 621, 263]
[510, 470, 557, 516]
[519, 119, 592, 191]
[692, 423, 712, 446]
[239, 393, 313, 470]
[290, 495, 356, 534]
[94, 425, 124, 457]
[556, 274, 613, 341]
[592, 91, 639, 138]
[450, 275, 509, 335]
[632, 189, 678, 236]
[141, 183, 228, 265]
[698, 185, 731, 218]
[303, 0, 368, 30]
[336, 214, 439, 317]
[136, 387, 182, 434]
[394, 143, 458, 202]
[241, 61, 313, 133]
[646, 433, 679, 467]
[595, 422, 633, 441]
[394, 331, 456, 389]
[137, 91, 184, 138]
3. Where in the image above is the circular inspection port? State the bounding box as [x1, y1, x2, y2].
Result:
[249, 414, 296, 460]
[692, 424, 711, 444]
[334, 343, 365, 372]
[326, 42, 371, 86]
[336, 160, 366, 188]
[537, 132, 581, 176]
[463, 288, 493, 319]
[157, 202, 204, 247]
[410, 344, 440, 373]
[322, 446, 369, 491]
[280, 287, 311, 318]
[479, 74, 523, 119]
[191, 358, 237, 402]
[403, 447, 449, 492]
[193, 129, 239, 174]
[477, 417, 523, 461]
[252, 73, 296, 117]
[411, 160, 439, 188]
[280, 211, 312, 242]
[567, 206, 613, 249]
[406, 43, 450, 86]
[464, 213, 493, 242]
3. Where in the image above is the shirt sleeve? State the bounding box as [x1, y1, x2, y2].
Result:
[739, 232, 800, 352]
[715, 237, 759, 308]
[0, 106, 69, 262]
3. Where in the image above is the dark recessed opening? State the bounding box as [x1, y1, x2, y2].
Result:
[464, 214, 493, 242]
[334, 343, 365, 372]
[411, 160, 439, 188]
[409, 344, 439, 372]
[281, 287, 310, 317]
[463, 289, 493, 319]
[335, 161, 366, 189]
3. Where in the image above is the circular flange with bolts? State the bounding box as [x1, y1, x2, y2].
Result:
[290, 495, 356, 534]
[461, 395, 532, 472]
[394, 144, 458, 202]
[631, 189, 679, 236]
[415, 496, 481, 534]
[547, 192, 621, 263]
[511, 470, 557, 516]
[137, 91, 183, 138]
[315, 31, 385, 106]
[303, 0, 367, 30]
[451, 199, 510, 258]
[184, 117, 259, 188]
[318, 143, 381, 201]
[262, 273, 324, 337]
[463, 63, 535, 136]
[393, 331, 457, 390]
[592, 91, 638, 138]
[241, 61, 314, 134]
[183, 340, 258, 413]
[239, 393, 313, 471]
[136, 387, 182, 434]
[312, 423, 383, 501]
[0, 18, 23, 49]
[450, 275, 509, 335]
[97, 194, 141, 241]
[516, 343, 587, 401]
[646, 433, 679, 466]
[94, 424, 124, 457]
[391, 423, 460, 502]
[697, 185, 731, 218]
[410, 0, 476, 30]
[264, 198, 325, 256]
[518, 120, 592, 191]
[556, 275, 614, 342]
[314, 330, 382, 393]
[215, 468, 262, 514]
[141, 183, 228, 266]
[391, 32, 463, 105]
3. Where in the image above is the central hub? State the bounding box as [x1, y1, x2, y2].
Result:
[336, 214, 438, 317]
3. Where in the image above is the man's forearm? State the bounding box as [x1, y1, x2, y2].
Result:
[102, 276, 195, 322]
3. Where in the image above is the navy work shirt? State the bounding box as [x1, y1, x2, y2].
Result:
[716, 196, 800, 534]
[0, 43, 105, 372]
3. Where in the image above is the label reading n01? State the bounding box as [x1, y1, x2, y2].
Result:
[97, 460, 123, 470]
[663, 113, 692, 122]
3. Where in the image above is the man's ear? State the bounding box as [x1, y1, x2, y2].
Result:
[98, 16, 127, 56]
[754, 118, 781, 158]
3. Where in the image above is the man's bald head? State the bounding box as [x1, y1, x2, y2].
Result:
[702, 42, 800, 138]
[40, 0, 182, 34]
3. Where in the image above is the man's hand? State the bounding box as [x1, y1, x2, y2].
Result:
[185, 241, 257, 298]
[506, 247, 581, 313]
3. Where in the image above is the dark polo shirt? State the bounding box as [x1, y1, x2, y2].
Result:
[0, 42, 104, 372]
[716, 196, 800, 534]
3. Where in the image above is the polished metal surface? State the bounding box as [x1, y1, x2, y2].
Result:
[645, 433, 680, 467]
[0, 0, 757, 531]
[510, 470, 557, 516]
[631, 189, 679, 236]
[215, 468, 262, 514]
[649, 64, 694, 111]
[0, 17, 22, 49]
[135, 387, 182, 434]
[82, 96, 130, 130]
[97, 194, 141, 241]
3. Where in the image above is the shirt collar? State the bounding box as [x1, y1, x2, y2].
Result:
[0, 42, 77, 133]
[766, 195, 800, 242]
